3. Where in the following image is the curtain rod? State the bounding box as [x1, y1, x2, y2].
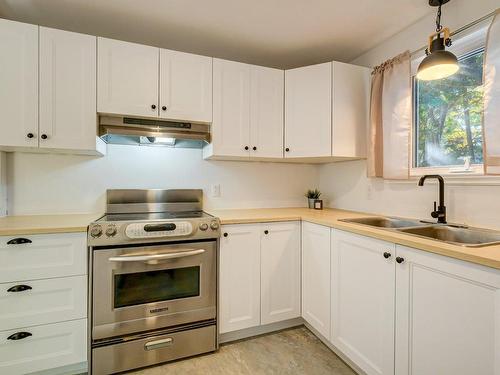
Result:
[410, 9, 499, 57]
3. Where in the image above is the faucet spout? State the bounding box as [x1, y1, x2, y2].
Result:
[418, 175, 447, 224]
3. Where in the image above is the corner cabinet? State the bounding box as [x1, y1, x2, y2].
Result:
[203, 59, 284, 160]
[301, 222, 331, 339]
[395, 245, 500, 375]
[219, 222, 301, 334]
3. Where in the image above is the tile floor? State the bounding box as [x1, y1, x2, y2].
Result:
[131, 326, 356, 374]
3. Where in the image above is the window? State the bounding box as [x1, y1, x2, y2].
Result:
[413, 49, 485, 171]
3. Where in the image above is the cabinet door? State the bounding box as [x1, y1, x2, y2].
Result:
[285, 62, 331, 158]
[249, 66, 284, 158]
[39, 27, 97, 150]
[332, 62, 370, 158]
[211, 59, 251, 157]
[98, 37, 159, 118]
[261, 221, 300, 325]
[331, 230, 395, 375]
[159, 49, 212, 123]
[219, 224, 261, 333]
[395, 245, 500, 375]
[0, 19, 38, 148]
[301, 222, 330, 338]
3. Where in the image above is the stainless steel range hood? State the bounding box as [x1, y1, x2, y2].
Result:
[99, 115, 211, 148]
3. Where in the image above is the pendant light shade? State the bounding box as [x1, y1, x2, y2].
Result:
[416, 0, 459, 80]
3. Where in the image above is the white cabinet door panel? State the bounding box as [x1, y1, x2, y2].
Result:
[395, 245, 500, 375]
[249, 66, 284, 158]
[0, 275, 87, 331]
[211, 59, 251, 157]
[0, 319, 87, 375]
[261, 221, 300, 324]
[331, 229, 395, 375]
[301, 221, 330, 338]
[285, 62, 331, 158]
[39, 27, 97, 150]
[0, 19, 38, 148]
[220, 224, 261, 333]
[0, 233, 87, 283]
[160, 49, 212, 123]
[98, 37, 159, 117]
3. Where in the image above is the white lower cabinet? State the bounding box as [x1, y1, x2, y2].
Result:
[0, 319, 87, 375]
[331, 230, 395, 375]
[301, 222, 330, 339]
[219, 222, 301, 333]
[395, 245, 500, 375]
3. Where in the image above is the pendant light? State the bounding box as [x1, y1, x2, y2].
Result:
[416, 0, 459, 80]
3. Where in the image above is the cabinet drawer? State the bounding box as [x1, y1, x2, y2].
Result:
[0, 275, 87, 331]
[0, 232, 87, 282]
[0, 319, 87, 375]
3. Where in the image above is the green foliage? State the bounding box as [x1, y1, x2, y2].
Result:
[415, 50, 484, 167]
[305, 189, 321, 199]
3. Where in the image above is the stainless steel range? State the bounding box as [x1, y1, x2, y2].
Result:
[88, 189, 219, 375]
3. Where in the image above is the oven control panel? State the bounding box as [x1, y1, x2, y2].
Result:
[125, 221, 193, 239]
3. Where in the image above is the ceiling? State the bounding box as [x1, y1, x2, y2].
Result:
[0, 0, 432, 68]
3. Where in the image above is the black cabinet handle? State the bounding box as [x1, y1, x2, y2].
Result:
[7, 238, 32, 245]
[383, 252, 391, 259]
[285, 147, 290, 152]
[151, 104, 157, 110]
[7, 332, 32, 341]
[396, 257, 405, 264]
[264, 230, 269, 235]
[27, 133, 34, 139]
[162, 106, 167, 111]
[252, 146, 257, 151]
[244, 146, 249, 150]
[41, 134, 48, 140]
[7, 285, 32, 293]
[223, 233, 228, 237]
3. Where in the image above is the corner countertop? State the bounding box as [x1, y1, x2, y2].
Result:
[208, 207, 500, 270]
[0, 213, 103, 236]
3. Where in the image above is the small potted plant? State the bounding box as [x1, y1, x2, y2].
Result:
[305, 189, 322, 209]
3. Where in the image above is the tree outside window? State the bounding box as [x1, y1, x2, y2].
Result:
[414, 49, 484, 168]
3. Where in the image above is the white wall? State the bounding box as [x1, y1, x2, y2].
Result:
[0, 152, 6, 216]
[320, 0, 500, 229]
[6, 145, 318, 215]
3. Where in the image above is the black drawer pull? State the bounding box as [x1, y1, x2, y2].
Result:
[7, 332, 32, 341]
[7, 285, 32, 293]
[7, 238, 32, 245]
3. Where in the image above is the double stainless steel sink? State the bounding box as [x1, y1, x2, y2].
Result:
[340, 217, 500, 247]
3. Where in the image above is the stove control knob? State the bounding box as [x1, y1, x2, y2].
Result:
[90, 225, 103, 238]
[199, 223, 209, 231]
[210, 220, 220, 230]
[105, 226, 117, 237]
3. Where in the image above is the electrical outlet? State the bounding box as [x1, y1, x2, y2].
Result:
[211, 184, 221, 198]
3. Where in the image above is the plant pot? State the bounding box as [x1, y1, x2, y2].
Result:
[308, 198, 315, 209]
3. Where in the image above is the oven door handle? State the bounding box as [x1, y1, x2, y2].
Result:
[108, 249, 205, 262]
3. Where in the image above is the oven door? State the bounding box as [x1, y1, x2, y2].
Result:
[92, 240, 216, 340]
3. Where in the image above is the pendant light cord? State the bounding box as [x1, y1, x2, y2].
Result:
[435, 1, 443, 32]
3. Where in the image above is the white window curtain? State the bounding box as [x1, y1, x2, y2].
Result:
[483, 10, 500, 175]
[368, 51, 412, 179]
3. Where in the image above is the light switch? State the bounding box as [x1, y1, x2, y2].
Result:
[211, 184, 221, 198]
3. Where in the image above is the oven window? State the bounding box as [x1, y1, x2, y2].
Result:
[114, 266, 200, 308]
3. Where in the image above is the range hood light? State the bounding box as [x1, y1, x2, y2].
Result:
[140, 136, 176, 146]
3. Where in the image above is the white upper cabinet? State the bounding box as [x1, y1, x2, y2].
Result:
[159, 49, 212, 123]
[261, 221, 301, 325]
[331, 230, 395, 375]
[98, 37, 159, 118]
[219, 224, 261, 333]
[249, 66, 284, 158]
[332, 62, 370, 158]
[395, 245, 500, 375]
[301, 222, 331, 339]
[209, 59, 251, 158]
[0, 19, 38, 148]
[285, 62, 332, 158]
[39, 27, 97, 151]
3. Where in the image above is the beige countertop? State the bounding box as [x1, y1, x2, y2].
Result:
[0, 213, 102, 236]
[208, 207, 500, 270]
